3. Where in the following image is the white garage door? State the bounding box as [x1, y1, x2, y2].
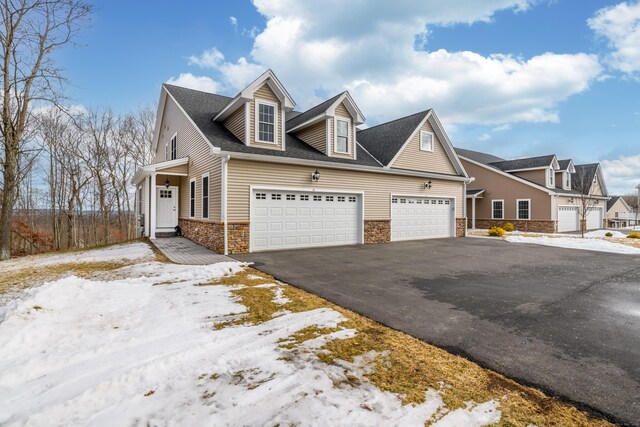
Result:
[558, 206, 579, 232]
[391, 196, 454, 241]
[251, 190, 361, 251]
[586, 207, 603, 230]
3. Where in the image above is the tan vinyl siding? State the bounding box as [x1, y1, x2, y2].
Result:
[462, 159, 551, 220]
[227, 158, 465, 221]
[391, 119, 457, 175]
[251, 83, 283, 150]
[606, 198, 628, 219]
[591, 178, 604, 196]
[159, 164, 188, 175]
[513, 169, 547, 187]
[155, 95, 221, 221]
[329, 104, 356, 160]
[223, 104, 245, 143]
[295, 120, 327, 154]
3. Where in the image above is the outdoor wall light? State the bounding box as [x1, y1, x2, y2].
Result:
[568, 198, 574, 203]
[164, 179, 170, 188]
[425, 180, 432, 189]
[311, 169, 320, 182]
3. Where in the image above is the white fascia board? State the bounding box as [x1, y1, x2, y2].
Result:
[212, 95, 245, 122]
[151, 89, 168, 153]
[460, 155, 556, 195]
[286, 113, 327, 133]
[326, 91, 366, 125]
[216, 150, 471, 182]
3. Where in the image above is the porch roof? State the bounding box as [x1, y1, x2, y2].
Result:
[131, 157, 189, 185]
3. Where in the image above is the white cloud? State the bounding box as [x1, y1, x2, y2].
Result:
[230, 16, 238, 30]
[601, 154, 640, 194]
[588, 1, 640, 74]
[176, 0, 602, 126]
[165, 73, 220, 93]
[478, 133, 492, 141]
[491, 124, 511, 132]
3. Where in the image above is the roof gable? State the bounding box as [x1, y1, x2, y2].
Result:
[286, 91, 365, 132]
[607, 196, 631, 212]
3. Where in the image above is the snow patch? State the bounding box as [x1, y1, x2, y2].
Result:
[505, 235, 640, 254]
[584, 229, 627, 238]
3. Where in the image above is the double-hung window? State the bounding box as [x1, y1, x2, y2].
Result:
[335, 118, 349, 153]
[420, 131, 434, 152]
[517, 199, 530, 220]
[257, 101, 276, 143]
[202, 174, 209, 219]
[170, 134, 177, 160]
[547, 168, 555, 188]
[189, 179, 196, 218]
[492, 200, 504, 219]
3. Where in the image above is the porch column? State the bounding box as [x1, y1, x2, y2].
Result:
[144, 176, 150, 237]
[472, 197, 477, 229]
[150, 172, 157, 239]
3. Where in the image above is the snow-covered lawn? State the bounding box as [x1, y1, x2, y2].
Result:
[0, 242, 609, 426]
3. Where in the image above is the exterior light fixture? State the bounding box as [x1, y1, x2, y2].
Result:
[425, 180, 432, 189]
[164, 179, 170, 188]
[311, 169, 320, 182]
[568, 198, 574, 203]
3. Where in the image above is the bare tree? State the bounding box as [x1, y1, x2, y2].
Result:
[573, 166, 601, 237]
[622, 194, 639, 228]
[0, 0, 91, 259]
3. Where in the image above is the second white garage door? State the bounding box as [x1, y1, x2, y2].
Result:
[391, 196, 454, 241]
[558, 206, 579, 232]
[586, 207, 603, 230]
[251, 190, 361, 252]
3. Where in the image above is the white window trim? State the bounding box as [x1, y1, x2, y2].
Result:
[563, 171, 571, 190]
[254, 98, 278, 145]
[547, 168, 555, 188]
[492, 199, 504, 220]
[333, 116, 351, 154]
[201, 172, 210, 219]
[170, 132, 177, 160]
[189, 177, 196, 219]
[419, 130, 434, 152]
[516, 198, 531, 220]
[164, 142, 169, 161]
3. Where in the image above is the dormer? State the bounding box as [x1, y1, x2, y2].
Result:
[490, 155, 559, 189]
[213, 70, 296, 151]
[556, 159, 575, 190]
[286, 91, 365, 160]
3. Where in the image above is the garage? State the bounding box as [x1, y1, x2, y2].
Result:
[586, 207, 603, 230]
[391, 196, 454, 241]
[250, 189, 362, 251]
[558, 206, 580, 232]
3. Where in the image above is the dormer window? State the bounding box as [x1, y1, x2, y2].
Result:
[563, 171, 571, 190]
[547, 168, 555, 188]
[420, 131, 434, 152]
[256, 100, 277, 144]
[335, 118, 350, 153]
[170, 133, 177, 160]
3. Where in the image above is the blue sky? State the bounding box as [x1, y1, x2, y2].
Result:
[58, 0, 639, 194]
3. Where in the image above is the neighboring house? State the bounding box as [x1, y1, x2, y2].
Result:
[455, 148, 609, 233]
[606, 196, 636, 228]
[132, 70, 471, 254]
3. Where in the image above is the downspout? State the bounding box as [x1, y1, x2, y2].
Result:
[221, 154, 230, 255]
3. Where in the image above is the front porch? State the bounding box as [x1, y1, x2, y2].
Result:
[132, 157, 189, 239]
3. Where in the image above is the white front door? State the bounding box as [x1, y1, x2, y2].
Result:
[586, 207, 603, 230]
[251, 189, 362, 252]
[558, 206, 579, 232]
[391, 196, 454, 241]
[156, 186, 178, 230]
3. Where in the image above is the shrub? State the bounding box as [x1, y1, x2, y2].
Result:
[605, 232, 613, 237]
[503, 223, 515, 232]
[628, 232, 640, 239]
[488, 226, 505, 237]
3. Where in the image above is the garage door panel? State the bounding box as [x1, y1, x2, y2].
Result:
[558, 206, 579, 232]
[391, 196, 454, 241]
[251, 190, 361, 251]
[586, 207, 603, 230]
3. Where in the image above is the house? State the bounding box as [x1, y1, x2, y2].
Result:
[132, 70, 471, 254]
[455, 148, 609, 233]
[606, 196, 636, 228]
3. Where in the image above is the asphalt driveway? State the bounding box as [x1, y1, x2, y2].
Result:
[236, 237, 640, 425]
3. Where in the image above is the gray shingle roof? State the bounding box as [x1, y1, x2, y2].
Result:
[488, 155, 556, 171]
[558, 159, 572, 170]
[285, 92, 344, 129]
[454, 147, 504, 164]
[356, 110, 430, 166]
[607, 196, 621, 211]
[572, 164, 600, 194]
[163, 84, 382, 167]
[466, 189, 485, 196]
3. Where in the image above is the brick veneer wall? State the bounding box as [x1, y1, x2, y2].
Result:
[364, 220, 391, 243]
[456, 218, 467, 237]
[472, 219, 556, 233]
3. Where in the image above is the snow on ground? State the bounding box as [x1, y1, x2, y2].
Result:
[584, 229, 628, 238]
[505, 235, 640, 254]
[0, 242, 154, 272]
[0, 245, 500, 426]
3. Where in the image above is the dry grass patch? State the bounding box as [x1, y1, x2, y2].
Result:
[214, 267, 611, 426]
